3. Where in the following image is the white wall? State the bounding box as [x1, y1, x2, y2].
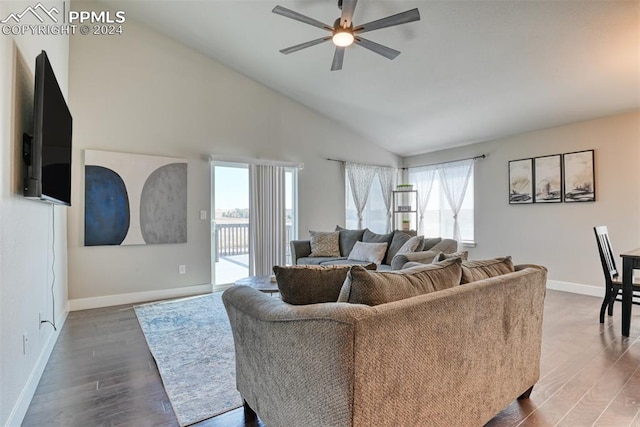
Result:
[67, 16, 399, 304]
[403, 111, 640, 289]
[0, 1, 70, 424]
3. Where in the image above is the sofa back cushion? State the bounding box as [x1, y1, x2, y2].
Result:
[422, 237, 442, 251]
[274, 264, 372, 305]
[309, 231, 340, 257]
[461, 256, 515, 284]
[335, 226, 366, 257]
[337, 258, 462, 306]
[385, 230, 414, 264]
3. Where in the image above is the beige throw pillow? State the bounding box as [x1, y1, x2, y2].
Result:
[337, 258, 462, 306]
[348, 241, 388, 264]
[309, 231, 340, 257]
[461, 256, 515, 284]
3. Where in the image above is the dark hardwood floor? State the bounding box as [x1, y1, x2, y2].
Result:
[22, 290, 640, 427]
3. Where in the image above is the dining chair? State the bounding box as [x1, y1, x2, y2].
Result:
[593, 225, 640, 323]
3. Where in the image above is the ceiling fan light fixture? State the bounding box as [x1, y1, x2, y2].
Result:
[332, 30, 354, 47]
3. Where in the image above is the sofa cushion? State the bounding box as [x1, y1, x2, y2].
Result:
[461, 256, 515, 284]
[335, 226, 366, 257]
[385, 230, 412, 264]
[323, 259, 377, 269]
[297, 256, 346, 265]
[309, 231, 340, 257]
[348, 241, 388, 264]
[363, 229, 394, 264]
[337, 258, 462, 306]
[432, 250, 469, 263]
[273, 265, 352, 305]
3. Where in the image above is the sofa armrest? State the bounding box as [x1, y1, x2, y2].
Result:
[290, 240, 312, 264]
[390, 250, 439, 270]
[222, 286, 372, 426]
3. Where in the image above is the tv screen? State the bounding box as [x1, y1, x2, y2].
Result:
[24, 50, 72, 206]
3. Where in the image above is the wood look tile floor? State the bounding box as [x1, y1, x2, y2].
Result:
[22, 290, 640, 427]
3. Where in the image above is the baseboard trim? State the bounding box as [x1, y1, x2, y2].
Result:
[69, 283, 214, 311]
[547, 279, 604, 298]
[6, 305, 69, 427]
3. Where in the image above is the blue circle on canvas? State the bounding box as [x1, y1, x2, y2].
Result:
[84, 165, 130, 246]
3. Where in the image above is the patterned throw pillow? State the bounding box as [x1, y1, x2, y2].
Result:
[461, 256, 515, 284]
[337, 258, 462, 306]
[309, 231, 340, 257]
[347, 241, 388, 264]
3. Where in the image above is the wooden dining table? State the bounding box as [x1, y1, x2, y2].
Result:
[619, 248, 640, 337]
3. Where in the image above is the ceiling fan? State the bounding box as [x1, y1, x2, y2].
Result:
[272, 0, 420, 71]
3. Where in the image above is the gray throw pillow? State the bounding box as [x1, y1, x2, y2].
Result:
[396, 236, 421, 256]
[308, 231, 340, 257]
[335, 226, 366, 257]
[461, 256, 515, 284]
[337, 258, 462, 306]
[348, 241, 388, 264]
[274, 264, 375, 305]
[363, 229, 394, 264]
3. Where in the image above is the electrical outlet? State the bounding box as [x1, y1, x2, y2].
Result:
[23, 332, 28, 355]
[179, 265, 186, 275]
[200, 210, 207, 220]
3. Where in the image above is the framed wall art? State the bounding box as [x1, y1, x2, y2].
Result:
[508, 158, 533, 204]
[563, 150, 595, 202]
[534, 154, 562, 203]
[84, 149, 188, 246]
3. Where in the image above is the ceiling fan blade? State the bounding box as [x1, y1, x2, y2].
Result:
[279, 37, 331, 54]
[272, 5, 333, 31]
[339, 0, 358, 28]
[331, 47, 345, 71]
[354, 37, 400, 60]
[354, 8, 420, 34]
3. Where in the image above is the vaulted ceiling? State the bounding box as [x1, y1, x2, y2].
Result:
[100, 1, 639, 157]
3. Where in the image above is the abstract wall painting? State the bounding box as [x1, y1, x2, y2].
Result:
[563, 150, 595, 202]
[534, 155, 562, 203]
[84, 150, 187, 246]
[509, 158, 533, 204]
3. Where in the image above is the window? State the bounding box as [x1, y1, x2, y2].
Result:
[345, 177, 387, 233]
[410, 163, 474, 243]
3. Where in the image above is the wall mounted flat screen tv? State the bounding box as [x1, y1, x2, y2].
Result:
[23, 50, 72, 206]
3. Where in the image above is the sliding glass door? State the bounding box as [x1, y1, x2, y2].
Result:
[212, 161, 298, 286]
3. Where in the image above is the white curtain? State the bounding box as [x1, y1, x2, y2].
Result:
[249, 164, 287, 275]
[345, 162, 376, 229]
[376, 167, 397, 232]
[408, 166, 437, 236]
[437, 159, 474, 248]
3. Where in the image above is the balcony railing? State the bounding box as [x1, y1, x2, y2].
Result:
[214, 223, 293, 262]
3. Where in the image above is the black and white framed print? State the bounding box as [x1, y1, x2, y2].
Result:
[509, 158, 533, 204]
[563, 149, 595, 202]
[534, 154, 562, 203]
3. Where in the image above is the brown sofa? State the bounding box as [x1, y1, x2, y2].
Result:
[223, 264, 547, 426]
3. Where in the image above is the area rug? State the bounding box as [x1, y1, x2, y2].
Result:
[134, 292, 242, 426]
